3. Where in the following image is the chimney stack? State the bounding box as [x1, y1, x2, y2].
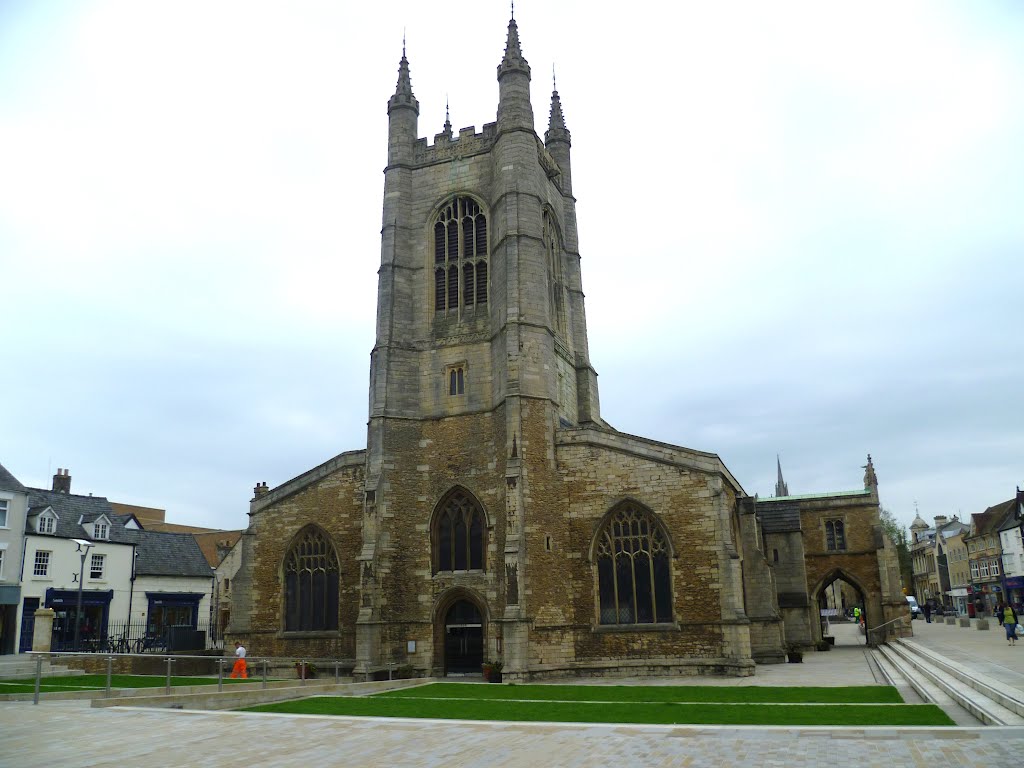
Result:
[253, 481, 269, 498]
[52, 467, 71, 494]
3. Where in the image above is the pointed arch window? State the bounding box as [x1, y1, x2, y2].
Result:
[825, 520, 846, 551]
[543, 213, 565, 333]
[434, 196, 488, 313]
[594, 503, 673, 625]
[284, 526, 340, 632]
[434, 489, 485, 573]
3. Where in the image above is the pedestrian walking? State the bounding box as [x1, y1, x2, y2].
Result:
[923, 602, 932, 623]
[1000, 604, 1018, 646]
[230, 641, 248, 678]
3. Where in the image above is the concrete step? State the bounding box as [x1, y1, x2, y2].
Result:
[884, 641, 1024, 726]
[0, 655, 78, 679]
[875, 644, 980, 726]
[868, 648, 926, 704]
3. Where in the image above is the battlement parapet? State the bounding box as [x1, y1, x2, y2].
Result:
[414, 122, 497, 165]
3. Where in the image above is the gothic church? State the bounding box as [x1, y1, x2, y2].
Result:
[228, 17, 905, 679]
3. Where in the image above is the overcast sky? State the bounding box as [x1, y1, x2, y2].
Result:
[1, 1, 1021, 535]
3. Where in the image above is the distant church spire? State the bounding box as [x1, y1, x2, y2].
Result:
[440, 96, 452, 139]
[863, 453, 878, 489]
[775, 455, 789, 497]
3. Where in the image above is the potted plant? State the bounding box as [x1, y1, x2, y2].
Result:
[481, 660, 504, 683]
[294, 660, 318, 679]
[786, 645, 803, 663]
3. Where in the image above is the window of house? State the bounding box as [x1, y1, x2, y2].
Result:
[990, 559, 1000, 577]
[90, 554, 105, 580]
[434, 196, 487, 313]
[595, 503, 673, 626]
[825, 520, 846, 551]
[970, 561, 979, 580]
[0, 499, 8, 528]
[283, 526, 339, 632]
[980, 561, 989, 578]
[448, 365, 465, 396]
[33, 551, 51, 577]
[93, 521, 108, 540]
[434, 489, 485, 572]
[37, 514, 55, 534]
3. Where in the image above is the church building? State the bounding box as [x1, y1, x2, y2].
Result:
[228, 17, 906, 680]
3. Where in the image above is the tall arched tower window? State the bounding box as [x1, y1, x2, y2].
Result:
[283, 525, 340, 632]
[434, 489, 486, 573]
[594, 503, 673, 625]
[434, 196, 488, 313]
[543, 213, 565, 332]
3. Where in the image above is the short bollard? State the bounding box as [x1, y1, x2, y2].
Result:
[262, 658, 268, 690]
[218, 657, 224, 692]
[33, 654, 42, 706]
[106, 656, 113, 695]
[165, 657, 174, 695]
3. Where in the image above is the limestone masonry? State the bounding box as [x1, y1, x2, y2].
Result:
[228, 17, 906, 680]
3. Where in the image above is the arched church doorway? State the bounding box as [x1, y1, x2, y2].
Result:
[815, 571, 866, 647]
[444, 599, 483, 674]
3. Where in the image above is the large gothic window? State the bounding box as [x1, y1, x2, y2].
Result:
[595, 503, 673, 625]
[434, 196, 488, 313]
[284, 526, 340, 632]
[543, 213, 565, 333]
[434, 489, 485, 573]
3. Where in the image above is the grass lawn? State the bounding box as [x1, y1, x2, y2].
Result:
[378, 682, 904, 704]
[241, 683, 954, 726]
[0, 674, 263, 694]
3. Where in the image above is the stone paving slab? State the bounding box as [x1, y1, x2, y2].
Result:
[4, 620, 1024, 767]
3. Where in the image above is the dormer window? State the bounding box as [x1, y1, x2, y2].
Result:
[94, 521, 109, 540]
[37, 513, 56, 534]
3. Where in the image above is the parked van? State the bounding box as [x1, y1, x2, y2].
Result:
[906, 595, 922, 619]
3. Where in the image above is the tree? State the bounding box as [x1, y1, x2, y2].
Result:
[880, 507, 913, 592]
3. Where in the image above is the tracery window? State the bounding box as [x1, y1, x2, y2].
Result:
[595, 503, 673, 625]
[284, 526, 339, 632]
[543, 213, 565, 332]
[434, 489, 485, 573]
[434, 196, 487, 313]
[825, 520, 846, 551]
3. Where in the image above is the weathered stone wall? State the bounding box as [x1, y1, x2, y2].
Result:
[229, 453, 365, 659]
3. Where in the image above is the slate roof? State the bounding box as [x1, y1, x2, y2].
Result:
[756, 500, 802, 533]
[25, 489, 130, 542]
[129, 530, 212, 578]
[0, 461, 27, 494]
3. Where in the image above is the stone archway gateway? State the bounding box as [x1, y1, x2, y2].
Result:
[443, 599, 484, 674]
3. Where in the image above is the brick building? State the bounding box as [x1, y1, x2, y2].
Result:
[228, 17, 905, 679]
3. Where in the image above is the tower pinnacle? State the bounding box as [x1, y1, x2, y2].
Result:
[498, 16, 530, 78]
[545, 80, 570, 144]
[388, 45, 418, 115]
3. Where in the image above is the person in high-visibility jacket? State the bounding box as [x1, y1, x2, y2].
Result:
[230, 641, 248, 678]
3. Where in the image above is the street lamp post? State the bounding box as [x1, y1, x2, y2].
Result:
[72, 539, 93, 652]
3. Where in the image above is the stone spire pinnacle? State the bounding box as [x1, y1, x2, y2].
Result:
[863, 453, 878, 489]
[388, 40, 418, 115]
[774, 455, 789, 497]
[440, 96, 452, 140]
[498, 15, 530, 78]
[545, 72, 570, 144]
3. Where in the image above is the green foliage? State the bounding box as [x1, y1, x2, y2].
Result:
[880, 507, 913, 590]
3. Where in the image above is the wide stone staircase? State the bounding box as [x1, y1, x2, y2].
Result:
[872, 638, 1024, 727]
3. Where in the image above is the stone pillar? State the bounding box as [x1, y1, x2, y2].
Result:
[32, 608, 55, 652]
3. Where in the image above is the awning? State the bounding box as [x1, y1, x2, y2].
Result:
[946, 588, 969, 597]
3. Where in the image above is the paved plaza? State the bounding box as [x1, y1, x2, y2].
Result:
[2, 620, 1024, 767]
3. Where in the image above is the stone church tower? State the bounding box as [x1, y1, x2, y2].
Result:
[228, 17, 903, 679]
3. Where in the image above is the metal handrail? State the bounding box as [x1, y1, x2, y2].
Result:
[866, 613, 911, 643]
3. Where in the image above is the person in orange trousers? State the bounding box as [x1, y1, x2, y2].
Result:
[230, 641, 248, 678]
